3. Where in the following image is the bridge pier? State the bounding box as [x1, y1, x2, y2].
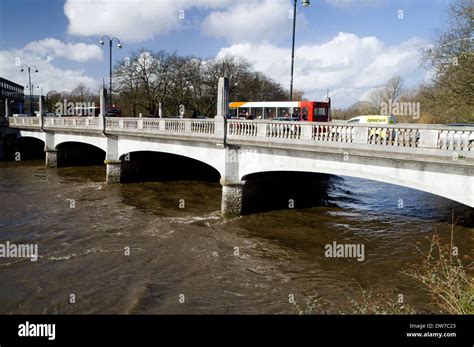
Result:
[221, 180, 249, 215]
[105, 134, 120, 184]
[45, 150, 58, 168]
[105, 160, 121, 184]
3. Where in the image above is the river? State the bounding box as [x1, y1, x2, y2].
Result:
[0, 160, 472, 314]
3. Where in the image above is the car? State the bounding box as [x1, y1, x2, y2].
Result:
[273, 117, 300, 122]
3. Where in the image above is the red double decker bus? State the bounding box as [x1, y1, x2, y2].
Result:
[229, 100, 331, 122]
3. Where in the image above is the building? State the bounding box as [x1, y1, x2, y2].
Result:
[0, 77, 25, 116]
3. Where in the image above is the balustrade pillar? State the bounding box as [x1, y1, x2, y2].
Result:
[418, 129, 439, 148]
[214, 77, 229, 143]
[185, 120, 191, 133]
[353, 127, 369, 144]
[301, 123, 312, 140]
[256, 122, 266, 137]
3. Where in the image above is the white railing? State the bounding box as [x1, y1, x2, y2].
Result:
[438, 129, 473, 151]
[191, 120, 215, 134]
[228, 121, 258, 137]
[105, 118, 216, 137]
[8, 116, 474, 152]
[226, 120, 474, 152]
[267, 122, 300, 139]
[43, 117, 100, 129]
[164, 119, 185, 132]
[8, 117, 41, 126]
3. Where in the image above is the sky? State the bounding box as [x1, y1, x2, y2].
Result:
[0, 0, 452, 108]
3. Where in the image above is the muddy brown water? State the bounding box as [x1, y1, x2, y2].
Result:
[0, 160, 472, 314]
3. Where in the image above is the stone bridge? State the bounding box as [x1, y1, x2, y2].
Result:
[6, 78, 474, 213]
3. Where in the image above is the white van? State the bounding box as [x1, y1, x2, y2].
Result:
[347, 115, 397, 124]
[340, 115, 397, 142]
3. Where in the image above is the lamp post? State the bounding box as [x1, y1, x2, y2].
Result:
[36, 86, 44, 115]
[99, 35, 122, 108]
[290, 0, 310, 101]
[20, 64, 38, 116]
[26, 84, 43, 96]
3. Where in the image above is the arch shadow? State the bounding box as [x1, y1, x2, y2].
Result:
[119, 151, 221, 183]
[240, 171, 335, 214]
[15, 136, 45, 160]
[56, 142, 105, 167]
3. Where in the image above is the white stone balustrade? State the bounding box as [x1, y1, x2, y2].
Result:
[8, 116, 474, 152]
[226, 119, 474, 152]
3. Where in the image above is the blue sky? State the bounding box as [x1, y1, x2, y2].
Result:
[0, 0, 452, 108]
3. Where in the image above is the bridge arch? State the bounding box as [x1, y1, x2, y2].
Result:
[17, 130, 46, 144]
[118, 150, 221, 183]
[55, 140, 105, 153]
[55, 141, 106, 167]
[117, 138, 224, 177]
[238, 150, 473, 207]
[54, 134, 107, 152]
[16, 136, 45, 160]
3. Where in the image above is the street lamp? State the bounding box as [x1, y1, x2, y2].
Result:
[26, 84, 42, 94]
[99, 35, 122, 108]
[20, 64, 38, 116]
[290, 0, 310, 101]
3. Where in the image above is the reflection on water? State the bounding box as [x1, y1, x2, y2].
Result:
[0, 160, 472, 314]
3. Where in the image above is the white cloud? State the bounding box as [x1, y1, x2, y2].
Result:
[202, 0, 301, 43]
[215, 32, 426, 107]
[0, 48, 98, 93]
[24, 38, 103, 62]
[64, 0, 231, 43]
[329, 88, 370, 108]
[353, 38, 425, 88]
[324, 0, 386, 8]
[64, 0, 300, 44]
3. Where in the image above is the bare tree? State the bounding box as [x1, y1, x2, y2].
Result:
[383, 76, 403, 103]
[368, 76, 404, 111]
[114, 50, 296, 118]
[368, 87, 385, 111]
[69, 82, 94, 102]
[201, 56, 252, 117]
[114, 49, 177, 116]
